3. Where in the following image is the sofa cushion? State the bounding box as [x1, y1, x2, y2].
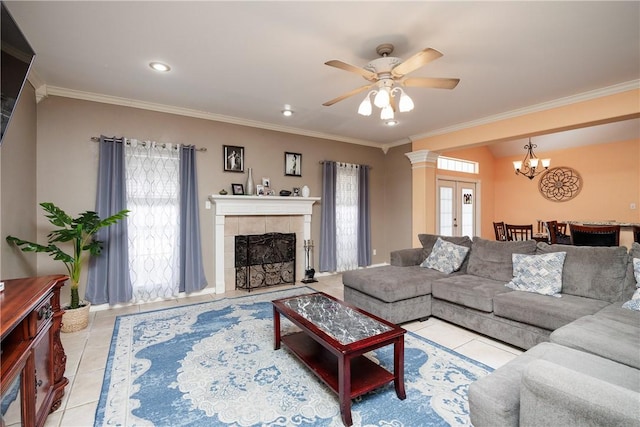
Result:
[536, 242, 629, 303]
[342, 265, 445, 303]
[493, 291, 610, 330]
[418, 234, 473, 272]
[506, 252, 566, 297]
[432, 275, 512, 312]
[622, 257, 640, 311]
[550, 315, 640, 369]
[469, 342, 640, 427]
[466, 237, 537, 282]
[622, 242, 640, 301]
[595, 302, 640, 327]
[420, 237, 470, 274]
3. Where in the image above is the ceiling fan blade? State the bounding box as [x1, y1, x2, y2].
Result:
[325, 60, 377, 81]
[403, 77, 460, 89]
[391, 48, 443, 78]
[323, 84, 373, 106]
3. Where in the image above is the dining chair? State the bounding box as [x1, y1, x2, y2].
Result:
[557, 222, 568, 236]
[505, 224, 534, 241]
[544, 221, 572, 245]
[633, 225, 640, 243]
[569, 224, 620, 247]
[493, 221, 507, 241]
[545, 221, 559, 244]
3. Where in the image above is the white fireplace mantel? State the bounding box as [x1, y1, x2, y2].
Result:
[209, 195, 320, 293]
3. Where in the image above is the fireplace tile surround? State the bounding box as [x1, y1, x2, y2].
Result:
[209, 195, 320, 293]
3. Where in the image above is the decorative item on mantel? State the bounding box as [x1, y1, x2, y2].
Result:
[302, 239, 317, 283]
[245, 167, 255, 195]
[302, 185, 310, 198]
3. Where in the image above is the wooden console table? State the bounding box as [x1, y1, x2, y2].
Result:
[1, 275, 69, 427]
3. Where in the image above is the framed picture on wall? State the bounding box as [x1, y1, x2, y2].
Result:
[285, 152, 302, 177]
[224, 145, 244, 172]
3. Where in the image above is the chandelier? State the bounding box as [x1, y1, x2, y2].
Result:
[357, 79, 414, 121]
[512, 138, 550, 180]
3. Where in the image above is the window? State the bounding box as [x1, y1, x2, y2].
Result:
[125, 141, 181, 302]
[437, 156, 478, 174]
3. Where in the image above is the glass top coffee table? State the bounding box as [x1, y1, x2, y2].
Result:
[272, 292, 406, 426]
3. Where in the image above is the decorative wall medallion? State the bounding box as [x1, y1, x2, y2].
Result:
[538, 166, 582, 202]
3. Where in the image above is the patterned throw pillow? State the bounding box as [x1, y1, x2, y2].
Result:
[506, 252, 567, 297]
[420, 237, 470, 274]
[622, 258, 640, 311]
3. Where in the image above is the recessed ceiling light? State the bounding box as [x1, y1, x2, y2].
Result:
[384, 119, 398, 126]
[149, 62, 171, 72]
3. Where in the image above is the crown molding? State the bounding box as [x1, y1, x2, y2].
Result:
[410, 79, 640, 141]
[33, 80, 638, 154]
[40, 85, 382, 149]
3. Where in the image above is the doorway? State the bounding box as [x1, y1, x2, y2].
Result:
[437, 178, 479, 237]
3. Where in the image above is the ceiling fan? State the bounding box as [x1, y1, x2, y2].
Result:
[323, 43, 460, 119]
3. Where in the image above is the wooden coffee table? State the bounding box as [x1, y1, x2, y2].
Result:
[272, 292, 406, 426]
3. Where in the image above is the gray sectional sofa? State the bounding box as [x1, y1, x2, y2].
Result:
[342, 235, 640, 426]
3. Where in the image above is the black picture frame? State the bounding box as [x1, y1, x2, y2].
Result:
[284, 152, 302, 177]
[232, 183, 244, 195]
[224, 145, 244, 172]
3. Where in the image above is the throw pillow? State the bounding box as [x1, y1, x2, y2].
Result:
[420, 237, 470, 274]
[622, 258, 640, 311]
[505, 252, 567, 297]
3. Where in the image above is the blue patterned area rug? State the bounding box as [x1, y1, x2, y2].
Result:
[95, 287, 493, 426]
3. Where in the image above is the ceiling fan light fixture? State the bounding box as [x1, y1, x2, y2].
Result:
[357, 94, 373, 116]
[373, 87, 390, 108]
[380, 105, 394, 120]
[396, 90, 414, 112]
[384, 119, 398, 126]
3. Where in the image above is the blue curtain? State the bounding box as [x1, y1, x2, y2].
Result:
[179, 145, 208, 293]
[86, 136, 132, 305]
[319, 161, 336, 272]
[358, 165, 371, 267]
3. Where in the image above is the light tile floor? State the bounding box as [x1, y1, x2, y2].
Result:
[45, 274, 522, 427]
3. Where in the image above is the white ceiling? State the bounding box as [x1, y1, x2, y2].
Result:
[6, 1, 640, 152]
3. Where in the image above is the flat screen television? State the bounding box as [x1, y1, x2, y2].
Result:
[1, 1, 35, 145]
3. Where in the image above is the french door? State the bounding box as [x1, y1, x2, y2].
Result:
[437, 178, 478, 237]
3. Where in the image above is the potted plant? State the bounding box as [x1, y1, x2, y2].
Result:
[6, 202, 129, 332]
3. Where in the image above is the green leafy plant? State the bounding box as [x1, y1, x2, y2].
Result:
[6, 202, 129, 309]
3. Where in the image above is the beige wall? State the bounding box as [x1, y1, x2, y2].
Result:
[383, 143, 413, 252]
[1, 83, 38, 279]
[27, 96, 403, 306]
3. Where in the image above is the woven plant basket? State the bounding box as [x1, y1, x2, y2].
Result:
[61, 303, 90, 333]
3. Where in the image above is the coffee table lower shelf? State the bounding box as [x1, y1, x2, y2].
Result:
[281, 331, 395, 399]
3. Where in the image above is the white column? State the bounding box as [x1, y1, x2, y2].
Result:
[303, 213, 312, 241]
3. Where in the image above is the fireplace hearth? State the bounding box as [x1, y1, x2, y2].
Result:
[235, 232, 296, 291]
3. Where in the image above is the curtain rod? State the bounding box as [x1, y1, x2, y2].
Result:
[90, 136, 207, 152]
[319, 160, 371, 169]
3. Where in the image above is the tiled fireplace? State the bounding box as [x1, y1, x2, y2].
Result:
[209, 195, 320, 293]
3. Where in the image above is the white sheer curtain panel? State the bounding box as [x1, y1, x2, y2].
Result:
[125, 140, 181, 302]
[335, 163, 359, 272]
